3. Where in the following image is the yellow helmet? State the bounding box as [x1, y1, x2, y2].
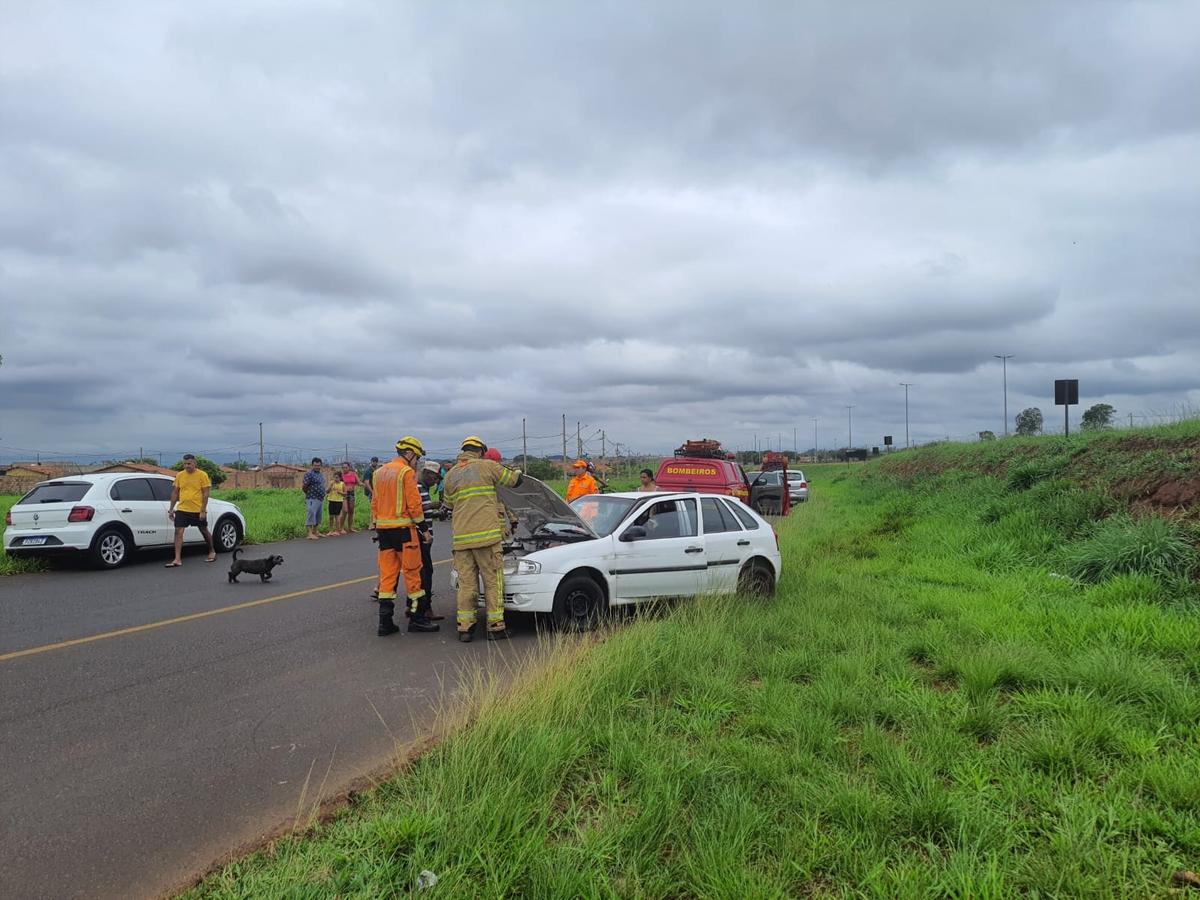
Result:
[461, 436, 486, 452]
[396, 436, 425, 457]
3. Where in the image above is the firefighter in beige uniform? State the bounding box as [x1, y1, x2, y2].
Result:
[443, 436, 523, 642]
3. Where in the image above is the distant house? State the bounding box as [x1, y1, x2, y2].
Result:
[88, 462, 180, 478]
[260, 463, 309, 490]
[0, 463, 69, 496]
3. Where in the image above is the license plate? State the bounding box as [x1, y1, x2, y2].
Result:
[22, 536, 48, 546]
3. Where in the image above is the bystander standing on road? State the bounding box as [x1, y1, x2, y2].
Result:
[303, 457, 327, 540]
[165, 453, 216, 567]
[327, 471, 347, 535]
[362, 456, 380, 505]
[341, 462, 360, 532]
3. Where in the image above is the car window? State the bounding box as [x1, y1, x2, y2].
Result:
[788, 471, 806, 482]
[149, 478, 175, 501]
[726, 500, 761, 530]
[626, 498, 697, 540]
[701, 497, 740, 533]
[737, 465, 751, 485]
[19, 482, 91, 504]
[110, 478, 156, 502]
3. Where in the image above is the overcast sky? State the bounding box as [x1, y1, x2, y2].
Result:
[2, 1, 1198, 465]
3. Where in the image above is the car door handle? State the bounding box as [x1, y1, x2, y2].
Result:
[737, 540, 750, 546]
[120, 508, 133, 513]
[684, 546, 704, 554]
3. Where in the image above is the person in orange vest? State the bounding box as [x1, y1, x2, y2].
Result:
[370, 436, 438, 636]
[565, 459, 599, 502]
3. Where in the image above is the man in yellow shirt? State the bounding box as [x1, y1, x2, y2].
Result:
[166, 454, 215, 567]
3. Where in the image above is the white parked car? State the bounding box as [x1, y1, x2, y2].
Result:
[4, 473, 246, 569]
[454, 479, 782, 631]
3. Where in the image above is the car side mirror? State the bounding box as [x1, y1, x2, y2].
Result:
[620, 525, 648, 542]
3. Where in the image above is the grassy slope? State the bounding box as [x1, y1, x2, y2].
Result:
[189, 436, 1200, 898]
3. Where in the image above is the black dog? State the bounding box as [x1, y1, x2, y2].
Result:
[227, 548, 284, 583]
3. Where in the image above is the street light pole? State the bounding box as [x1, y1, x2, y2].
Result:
[846, 406, 855, 451]
[898, 383, 912, 448]
[994, 355, 1013, 436]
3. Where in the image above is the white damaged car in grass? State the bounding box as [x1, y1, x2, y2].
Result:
[454, 477, 782, 631]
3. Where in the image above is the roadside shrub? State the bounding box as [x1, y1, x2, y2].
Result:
[1027, 481, 1115, 538]
[222, 490, 249, 502]
[1005, 456, 1067, 491]
[1061, 515, 1198, 585]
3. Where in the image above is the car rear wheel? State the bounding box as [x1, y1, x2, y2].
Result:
[552, 574, 605, 632]
[89, 527, 130, 570]
[738, 560, 775, 598]
[214, 517, 242, 553]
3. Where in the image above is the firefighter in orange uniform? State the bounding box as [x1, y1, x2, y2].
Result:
[370, 436, 437, 636]
[565, 459, 599, 502]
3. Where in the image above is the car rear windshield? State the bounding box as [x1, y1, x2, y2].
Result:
[19, 482, 91, 504]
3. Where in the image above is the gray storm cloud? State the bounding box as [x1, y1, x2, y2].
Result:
[1, 1, 1198, 463]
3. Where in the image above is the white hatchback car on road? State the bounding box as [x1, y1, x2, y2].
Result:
[455, 479, 782, 631]
[4, 474, 246, 569]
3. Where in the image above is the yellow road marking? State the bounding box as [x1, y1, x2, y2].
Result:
[0, 559, 451, 664]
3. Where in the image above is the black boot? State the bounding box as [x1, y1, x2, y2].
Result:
[458, 623, 477, 643]
[408, 616, 440, 633]
[486, 628, 510, 642]
[378, 600, 400, 636]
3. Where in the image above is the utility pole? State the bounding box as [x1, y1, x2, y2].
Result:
[899, 383, 912, 448]
[522, 418, 528, 473]
[562, 414, 567, 474]
[793, 427, 797, 455]
[812, 418, 818, 461]
[576, 421, 582, 459]
[994, 355, 1013, 436]
[259, 422, 265, 469]
[344, 442, 349, 464]
[846, 406, 855, 451]
[601, 430, 606, 461]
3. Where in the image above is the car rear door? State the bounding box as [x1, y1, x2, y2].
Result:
[700, 497, 747, 593]
[613, 498, 706, 600]
[110, 477, 170, 546]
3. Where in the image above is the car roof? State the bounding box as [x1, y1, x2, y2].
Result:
[32, 472, 175, 485]
[594, 491, 750, 502]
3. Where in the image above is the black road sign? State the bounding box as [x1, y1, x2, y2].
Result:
[1055, 379, 1079, 406]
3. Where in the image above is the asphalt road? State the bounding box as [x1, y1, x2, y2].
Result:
[0, 527, 542, 900]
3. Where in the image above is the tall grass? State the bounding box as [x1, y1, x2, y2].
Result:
[187, 455, 1200, 898]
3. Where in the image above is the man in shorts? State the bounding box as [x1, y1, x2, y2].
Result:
[303, 457, 327, 540]
[165, 453, 215, 567]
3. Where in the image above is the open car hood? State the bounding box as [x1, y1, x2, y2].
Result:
[497, 476, 598, 540]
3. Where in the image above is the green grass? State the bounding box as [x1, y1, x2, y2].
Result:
[186, 447, 1200, 898]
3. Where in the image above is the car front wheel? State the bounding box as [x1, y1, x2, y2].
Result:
[89, 528, 130, 569]
[214, 517, 242, 553]
[552, 574, 605, 632]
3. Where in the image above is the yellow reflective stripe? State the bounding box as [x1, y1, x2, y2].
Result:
[377, 517, 416, 526]
[452, 528, 502, 544]
[447, 486, 496, 501]
[499, 468, 519, 486]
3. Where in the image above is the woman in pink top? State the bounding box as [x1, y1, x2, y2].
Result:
[340, 462, 360, 533]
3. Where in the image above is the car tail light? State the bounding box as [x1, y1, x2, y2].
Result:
[800, 481, 807, 488]
[68, 505, 95, 522]
[4, 511, 11, 526]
